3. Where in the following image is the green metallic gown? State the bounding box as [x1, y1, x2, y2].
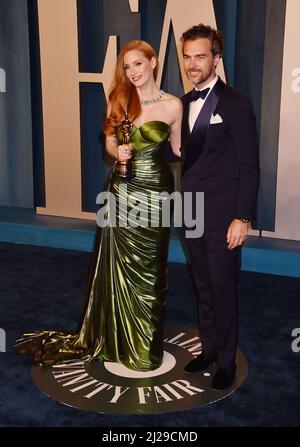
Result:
[16, 121, 174, 371]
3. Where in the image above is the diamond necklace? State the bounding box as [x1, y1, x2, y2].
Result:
[140, 90, 164, 106]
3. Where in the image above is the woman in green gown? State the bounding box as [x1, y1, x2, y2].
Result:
[16, 40, 182, 371]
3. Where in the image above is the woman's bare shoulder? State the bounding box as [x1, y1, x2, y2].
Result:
[163, 92, 181, 103]
[162, 92, 183, 111]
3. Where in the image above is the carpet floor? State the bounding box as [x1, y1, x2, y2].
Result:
[0, 242, 299, 427]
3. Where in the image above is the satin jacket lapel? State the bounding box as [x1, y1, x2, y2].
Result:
[182, 79, 226, 174]
[181, 92, 192, 168]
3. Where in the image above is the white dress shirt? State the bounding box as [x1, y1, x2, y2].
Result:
[189, 75, 219, 132]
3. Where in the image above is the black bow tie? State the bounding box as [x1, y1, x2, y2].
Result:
[189, 87, 210, 102]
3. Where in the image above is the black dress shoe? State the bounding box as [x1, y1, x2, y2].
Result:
[211, 366, 236, 390]
[184, 354, 216, 373]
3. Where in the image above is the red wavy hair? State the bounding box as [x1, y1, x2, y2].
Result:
[103, 40, 158, 136]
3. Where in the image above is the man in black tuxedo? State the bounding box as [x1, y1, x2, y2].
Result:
[180, 24, 259, 390]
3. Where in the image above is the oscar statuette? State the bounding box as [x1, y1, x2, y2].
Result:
[116, 113, 133, 179]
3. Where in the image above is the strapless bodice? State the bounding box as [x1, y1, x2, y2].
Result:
[116, 121, 173, 186]
[116, 120, 171, 149]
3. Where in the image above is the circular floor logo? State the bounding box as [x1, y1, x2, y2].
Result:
[31, 325, 248, 414]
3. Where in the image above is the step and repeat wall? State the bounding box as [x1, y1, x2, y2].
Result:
[0, 0, 299, 240]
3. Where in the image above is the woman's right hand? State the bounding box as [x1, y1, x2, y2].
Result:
[117, 144, 133, 161]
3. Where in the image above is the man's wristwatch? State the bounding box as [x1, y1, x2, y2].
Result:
[236, 217, 250, 223]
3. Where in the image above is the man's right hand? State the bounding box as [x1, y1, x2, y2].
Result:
[227, 219, 250, 250]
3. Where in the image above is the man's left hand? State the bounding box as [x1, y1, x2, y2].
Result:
[227, 219, 250, 250]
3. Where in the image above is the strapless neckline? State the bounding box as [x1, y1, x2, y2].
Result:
[117, 120, 171, 148]
[132, 120, 171, 130]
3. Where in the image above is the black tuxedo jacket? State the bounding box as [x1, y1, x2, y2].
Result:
[181, 78, 260, 229]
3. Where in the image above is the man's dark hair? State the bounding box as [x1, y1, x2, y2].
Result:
[181, 24, 224, 57]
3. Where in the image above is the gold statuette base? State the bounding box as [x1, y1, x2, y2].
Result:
[116, 160, 132, 179]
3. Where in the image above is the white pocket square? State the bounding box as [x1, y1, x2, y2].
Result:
[210, 113, 223, 124]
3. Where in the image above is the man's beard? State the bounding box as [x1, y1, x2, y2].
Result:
[194, 68, 214, 85]
[187, 65, 214, 85]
